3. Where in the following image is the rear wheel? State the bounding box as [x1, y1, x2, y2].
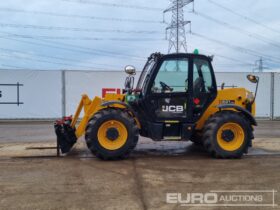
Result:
[85, 109, 139, 160]
[202, 111, 253, 158]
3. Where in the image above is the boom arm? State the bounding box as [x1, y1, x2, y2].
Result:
[71, 95, 102, 138]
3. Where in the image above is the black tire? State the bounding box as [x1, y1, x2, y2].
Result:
[202, 111, 253, 158]
[85, 108, 139, 160]
[189, 131, 203, 146]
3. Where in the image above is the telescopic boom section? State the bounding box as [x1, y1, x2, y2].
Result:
[71, 95, 102, 138]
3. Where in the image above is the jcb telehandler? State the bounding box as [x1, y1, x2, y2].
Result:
[55, 52, 259, 160]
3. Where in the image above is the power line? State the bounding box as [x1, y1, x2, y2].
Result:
[0, 47, 121, 69]
[0, 64, 64, 71]
[193, 11, 280, 50]
[0, 34, 165, 41]
[207, 0, 280, 35]
[187, 44, 255, 67]
[62, 0, 163, 11]
[191, 31, 280, 64]
[194, 48, 255, 66]
[0, 23, 160, 34]
[22, 36, 146, 60]
[0, 31, 147, 61]
[215, 63, 252, 67]
[190, 31, 280, 64]
[0, 7, 162, 24]
[1, 64, 28, 70]
[0, 53, 113, 70]
[213, 54, 253, 66]
[34, 35, 147, 60]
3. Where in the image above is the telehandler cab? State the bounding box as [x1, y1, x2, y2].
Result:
[55, 52, 258, 160]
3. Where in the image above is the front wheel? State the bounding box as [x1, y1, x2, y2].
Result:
[202, 111, 253, 158]
[85, 109, 139, 160]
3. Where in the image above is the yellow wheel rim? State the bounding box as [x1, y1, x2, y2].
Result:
[97, 120, 128, 150]
[217, 122, 245, 151]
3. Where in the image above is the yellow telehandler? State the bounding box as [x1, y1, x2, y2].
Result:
[55, 52, 259, 160]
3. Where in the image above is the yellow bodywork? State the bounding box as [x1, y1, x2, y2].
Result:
[196, 88, 255, 130]
[70, 87, 255, 139]
[71, 93, 125, 138]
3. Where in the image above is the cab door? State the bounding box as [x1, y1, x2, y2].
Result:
[192, 57, 217, 120]
[145, 57, 192, 122]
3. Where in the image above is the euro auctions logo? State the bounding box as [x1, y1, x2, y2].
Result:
[166, 190, 277, 207]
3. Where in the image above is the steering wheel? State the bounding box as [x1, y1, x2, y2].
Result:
[160, 81, 173, 92]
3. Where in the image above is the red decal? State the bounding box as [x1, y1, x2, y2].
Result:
[194, 98, 200, 105]
[102, 88, 122, 98]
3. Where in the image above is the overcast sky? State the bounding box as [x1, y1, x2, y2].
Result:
[0, 0, 279, 72]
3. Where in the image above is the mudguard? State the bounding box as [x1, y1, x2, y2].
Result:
[217, 104, 257, 126]
[102, 100, 129, 108]
[101, 100, 137, 117]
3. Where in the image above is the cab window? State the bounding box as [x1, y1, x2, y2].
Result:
[151, 59, 189, 93]
[193, 58, 213, 96]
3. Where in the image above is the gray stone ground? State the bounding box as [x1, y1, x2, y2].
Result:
[0, 121, 279, 210]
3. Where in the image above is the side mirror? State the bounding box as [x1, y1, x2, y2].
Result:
[124, 65, 136, 75]
[247, 74, 258, 83]
[246, 74, 259, 104]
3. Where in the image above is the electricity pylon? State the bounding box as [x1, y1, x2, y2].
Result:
[164, 0, 193, 53]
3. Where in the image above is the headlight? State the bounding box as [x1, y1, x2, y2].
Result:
[246, 91, 254, 103]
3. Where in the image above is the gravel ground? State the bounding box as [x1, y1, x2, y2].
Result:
[0, 121, 279, 210]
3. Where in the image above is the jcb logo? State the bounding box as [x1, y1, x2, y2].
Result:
[162, 105, 184, 113]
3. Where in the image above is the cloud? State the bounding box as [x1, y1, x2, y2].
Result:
[0, 0, 279, 72]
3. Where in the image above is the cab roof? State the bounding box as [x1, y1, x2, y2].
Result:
[162, 52, 212, 60]
[149, 52, 213, 61]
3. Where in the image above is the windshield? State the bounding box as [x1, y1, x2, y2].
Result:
[136, 58, 155, 90]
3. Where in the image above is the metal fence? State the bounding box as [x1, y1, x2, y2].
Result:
[0, 70, 279, 120]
